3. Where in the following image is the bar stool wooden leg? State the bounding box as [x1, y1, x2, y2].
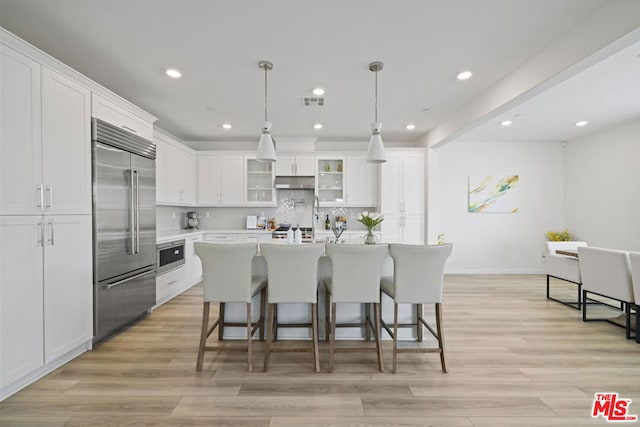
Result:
[259, 288, 266, 341]
[196, 302, 210, 371]
[325, 290, 330, 342]
[312, 303, 320, 373]
[365, 303, 371, 341]
[218, 302, 225, 341]
[273, 304, 279, 341]
[417, 303, 423, 342]
[374, 302, 384, 372]
[393, 302, 398, 374]
[263, 303, 274, 372]
[329, 302, 337, 372]
[246, 303, 253, 372]
[436, 302, 447, 373]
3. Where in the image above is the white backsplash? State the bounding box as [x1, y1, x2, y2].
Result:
[157, 191, 375, 231]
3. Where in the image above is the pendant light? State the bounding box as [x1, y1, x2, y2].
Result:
[367, 61, 386, 163]
[256, 60, 276, 162]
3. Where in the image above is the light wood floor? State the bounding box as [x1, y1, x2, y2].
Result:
[2, 275, 639, 426]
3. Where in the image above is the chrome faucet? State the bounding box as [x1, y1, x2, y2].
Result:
[312, 195, 320, 242]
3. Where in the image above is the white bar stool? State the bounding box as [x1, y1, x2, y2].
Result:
[260, 243, 325, 372]
[323, 243, 389, 372]
[380, 243, 452, 374]
[194, 243, 266, 372]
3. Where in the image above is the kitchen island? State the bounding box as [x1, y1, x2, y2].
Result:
[156, 229, 414, 341]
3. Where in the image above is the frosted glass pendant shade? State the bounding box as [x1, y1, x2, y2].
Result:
[366, 122, 386, 163]
[256, 121, 276, 162]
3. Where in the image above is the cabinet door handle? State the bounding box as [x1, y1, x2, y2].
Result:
[37, 184, 44, 210]
[48, 219, 55, 245]
[45, 184, 53, 210]
[122, 125, 137, 134]
[37, 220, 44, 247]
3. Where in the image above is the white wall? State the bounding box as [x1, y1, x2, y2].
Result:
[432, 140, 565, 273]
[565, 119, 640, 251]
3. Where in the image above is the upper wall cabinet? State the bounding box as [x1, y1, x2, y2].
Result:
[1, 46, 91, 216]
[92, 94, 153, 141]
[276, 154, 315, 176]
[155, 132, 196, 206]
[245, 156, 276, 206]
[198, 154, 245, 206]
[345, 154, 378, 207]
[316, 156, 345, 206]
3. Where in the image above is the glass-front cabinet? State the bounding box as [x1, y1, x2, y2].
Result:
[245, 156, 276, 205]
[316, 157, 345, 206]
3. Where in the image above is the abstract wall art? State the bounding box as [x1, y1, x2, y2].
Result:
[468, 175, 519, 213]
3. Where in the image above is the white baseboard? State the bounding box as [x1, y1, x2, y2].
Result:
[1, 339, 92, 402]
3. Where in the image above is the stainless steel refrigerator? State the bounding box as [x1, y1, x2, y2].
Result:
[92, 118, 156, 342]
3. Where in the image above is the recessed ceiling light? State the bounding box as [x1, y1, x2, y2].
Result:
[222, 123, 232, 130]
[405, 124, 416, 130]
[456, 70, 473, 80]
[313, 123, 323, 130]
[312, 87, 325, 96]
[575, 120, 589, 127]
[166, 68, 182, 79]
[500, 120, 512, 127]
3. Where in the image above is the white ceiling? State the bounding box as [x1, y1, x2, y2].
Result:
[1, 0, 639, 147]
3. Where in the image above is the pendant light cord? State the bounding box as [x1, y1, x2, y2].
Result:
[374, 69, 378, 123]
[264, 65, 268, 122]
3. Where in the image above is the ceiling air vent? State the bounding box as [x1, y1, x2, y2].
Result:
[302, 96, 324, 107]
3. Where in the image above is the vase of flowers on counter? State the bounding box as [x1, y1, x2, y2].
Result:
[357, 211, 384, 244]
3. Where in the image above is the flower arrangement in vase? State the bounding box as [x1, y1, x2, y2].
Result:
[546, 229, 573, 241]
[357, 211, 384, 244]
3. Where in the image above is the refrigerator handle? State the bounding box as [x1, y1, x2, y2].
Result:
[105, 268, 156, 290]
[130, 169, 135, 254]
[135, 170, 140, 254]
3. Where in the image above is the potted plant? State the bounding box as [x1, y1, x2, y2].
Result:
[546, 229, 573, 241]
[357, 211, 384, 244]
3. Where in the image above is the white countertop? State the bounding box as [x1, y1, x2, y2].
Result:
[156, 228, 376, 243]
[156, 228, 273, 242]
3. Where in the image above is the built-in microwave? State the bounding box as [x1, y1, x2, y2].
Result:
[156, 239, 185, 274]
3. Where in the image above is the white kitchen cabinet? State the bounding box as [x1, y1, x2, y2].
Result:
[1, 48, 91, 216]
[92, 93, 153, 141]
[204, 233, 238, 242]
[380, 150, 425, 244]
[276, 154, 315, 176]
[166, 143, 196, 205]
[1, 215, 92, 396]
[345, 154, 378, 206]
[198, 154, 244, 206]
[43, 215, 93, 362]
[42, 67, 92, 215]
[155, 132, 196, 205]
[316, 156, 345, 206]
[156, 266, 185, 305]
[0, 216, 44, 389]
[245, 156, 275, 205]
[0, 45, 42, 216]
[185, 234, 203, 285]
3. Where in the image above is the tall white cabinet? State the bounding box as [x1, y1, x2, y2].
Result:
[1, 44, 93, 399]
[380, 149, 425, 244]
[155, 130, 196, 205]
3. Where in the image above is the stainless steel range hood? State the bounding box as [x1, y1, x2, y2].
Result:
[274, 175, 315, 189]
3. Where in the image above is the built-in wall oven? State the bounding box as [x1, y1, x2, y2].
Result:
[157, 239, 185, 274]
